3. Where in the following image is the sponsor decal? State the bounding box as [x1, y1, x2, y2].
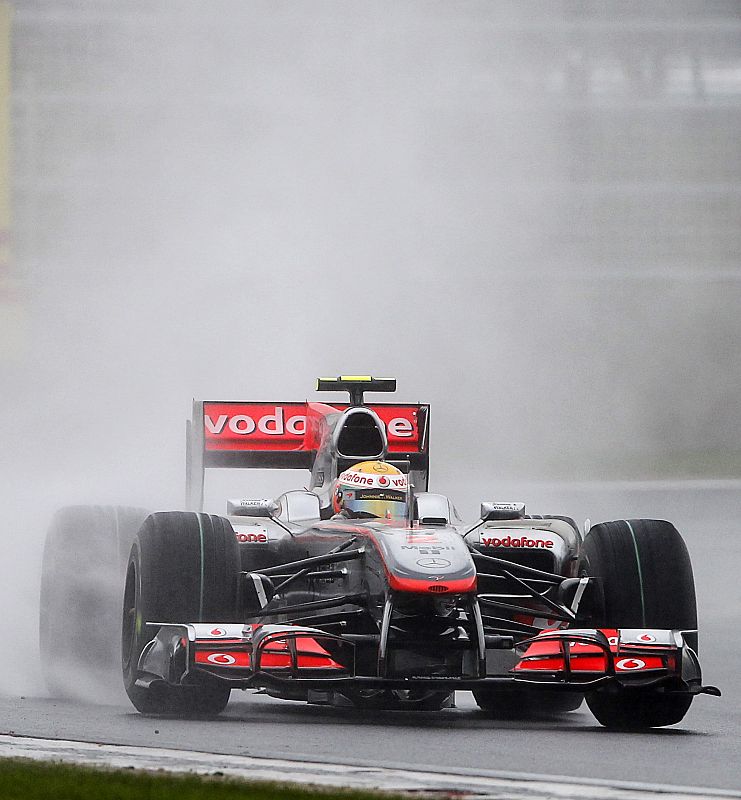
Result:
[203, 402, 421, 453]
[387, 417, 414, 438]
[402, 545, 455, 551]
[616, 658, 646, 671]
[405, 533, 440, 544]
[235, 531, 268, 544]
[638, 633, 656, 642]
[205, 406, 305, 437]
[481, 535, 553, 549]
[355, 489, 404, 503]
[193, 623, 246, 639]
[339, 469, 408, 490]
[416, 558, 452, 569]
[206, 653, 236, 665]
[195, 649, 251, 668]
[341, 472, 373, 486]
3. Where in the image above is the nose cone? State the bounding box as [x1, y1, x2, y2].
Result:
[370, 524, 477, 594]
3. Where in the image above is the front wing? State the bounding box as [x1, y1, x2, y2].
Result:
[135, 622, 718, 697]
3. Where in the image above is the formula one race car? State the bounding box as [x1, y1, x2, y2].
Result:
[40, 377, 719, 728]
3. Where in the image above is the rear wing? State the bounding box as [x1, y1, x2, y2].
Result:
[186, 400, 430, 510]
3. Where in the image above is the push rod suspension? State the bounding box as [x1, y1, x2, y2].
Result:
[244, 593, 366, 620]
[475, 572, 554, 590]
[480, 619, 541, 637]
[500, 568, 576, 621]
[477, 595, 573, 623]
[469, 547, 564, 582]
[288, 609, 368, 628]
[269, 538, 359, 594]
[257, 548, 363, 577]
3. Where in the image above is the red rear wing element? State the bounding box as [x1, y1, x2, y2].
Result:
[203, 402, 423, 453]
[186, 399, 429, 510]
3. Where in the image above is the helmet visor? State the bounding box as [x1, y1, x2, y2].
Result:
[343, 488, 407, 519]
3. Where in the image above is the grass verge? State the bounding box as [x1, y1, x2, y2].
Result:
[0, 758, 409, 800]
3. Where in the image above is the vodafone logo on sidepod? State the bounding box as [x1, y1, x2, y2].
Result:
[481, 535, 554, 549]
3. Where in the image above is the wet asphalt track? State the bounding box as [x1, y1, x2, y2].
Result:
[2, 483, 740, 792]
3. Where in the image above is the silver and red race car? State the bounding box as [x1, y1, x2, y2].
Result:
[41, 377, 719, 728]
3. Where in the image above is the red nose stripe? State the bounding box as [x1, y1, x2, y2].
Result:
[388, 575, 477, 593]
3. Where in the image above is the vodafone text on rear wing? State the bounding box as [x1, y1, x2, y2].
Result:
[186, 400, 430, 511]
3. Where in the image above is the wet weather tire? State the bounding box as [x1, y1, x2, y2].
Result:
[122, 512, 239, 716]
[39, 505, 149, 699]
[587, 687, 693, 730]
[583, 519, 697, 729]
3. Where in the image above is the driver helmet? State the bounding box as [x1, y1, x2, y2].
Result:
[332, 461, 408, 519]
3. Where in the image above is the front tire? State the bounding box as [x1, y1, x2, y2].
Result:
[583, 519, 697, 729]
[122, 512, 239, 716]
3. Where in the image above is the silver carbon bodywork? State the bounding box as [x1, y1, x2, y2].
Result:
[465, 517, 581, 579]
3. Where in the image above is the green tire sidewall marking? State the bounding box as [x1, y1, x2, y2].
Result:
[196, 512, 205, 622]
[624, 520, 646, 626]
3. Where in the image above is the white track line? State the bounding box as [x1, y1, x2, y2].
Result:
[1, 734, 739, 800]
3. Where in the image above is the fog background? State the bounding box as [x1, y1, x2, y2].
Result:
[1, 1, 739, 693]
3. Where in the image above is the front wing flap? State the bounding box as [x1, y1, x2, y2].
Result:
[512, 627, 719, 695]
[137, 623, 354, 689]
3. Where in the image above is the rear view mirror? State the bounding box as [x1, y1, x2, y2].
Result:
[415, 493, 452, 525]
[227, 498, 278, 517]
[480, 501, 526, 521]
[274, 491, 321, 523]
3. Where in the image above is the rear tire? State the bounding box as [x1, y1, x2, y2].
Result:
[39, 505, 149, 699]
[122, 512, 239, 716]
[583, 519, 697, 729]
